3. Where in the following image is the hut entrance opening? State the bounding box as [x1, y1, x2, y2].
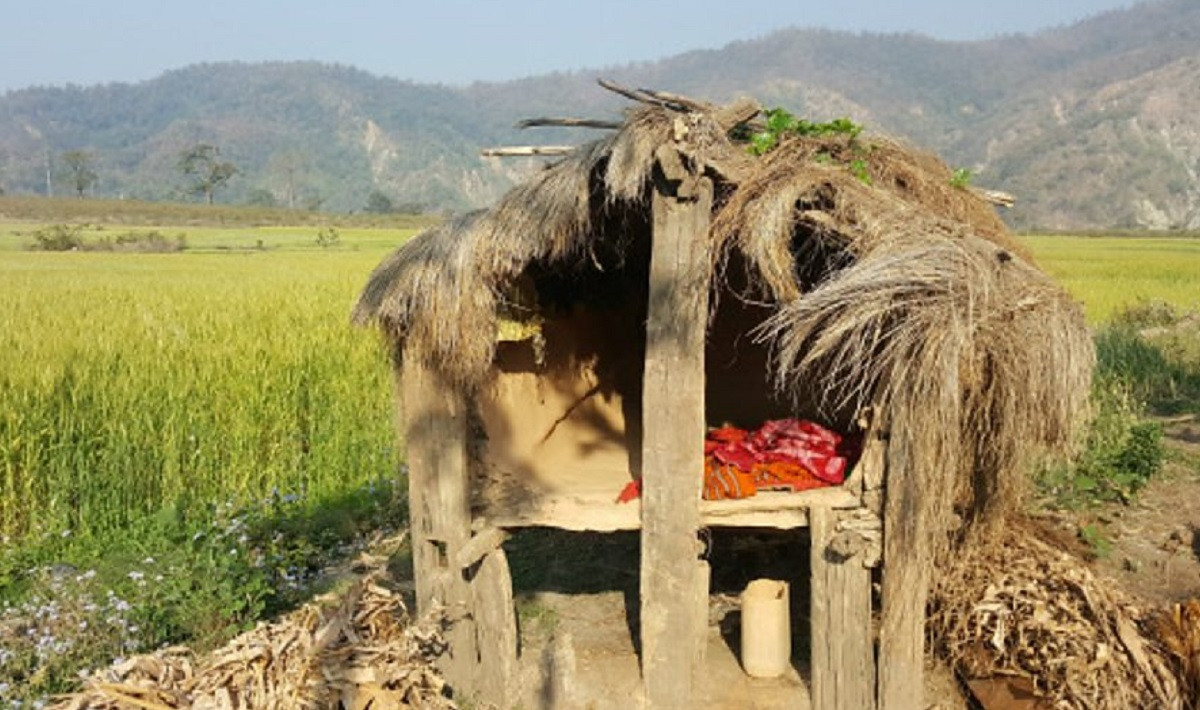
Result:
[473, 219, 858, 529]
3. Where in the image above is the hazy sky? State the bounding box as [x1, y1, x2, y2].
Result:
[2, 0, 1138, 93]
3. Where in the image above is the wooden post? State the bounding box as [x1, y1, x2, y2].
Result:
[810, 506, 877, 710]
[400, 356, 480, 699]
[471, 548, 519, 707]
[877, 441, 929, 710]
[640, 150, 713, 709]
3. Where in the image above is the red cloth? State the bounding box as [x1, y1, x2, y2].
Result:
[706, 418, 847, 489]
[620, 418, 851, 502]
[615, 479, 641, 504]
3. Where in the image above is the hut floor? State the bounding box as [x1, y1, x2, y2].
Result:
[506, 589, 969, 709]
[509, 589, 811, 709]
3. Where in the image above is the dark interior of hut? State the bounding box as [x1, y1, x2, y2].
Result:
[473, 198, 862, 503]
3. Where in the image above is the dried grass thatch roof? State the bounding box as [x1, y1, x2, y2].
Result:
[53, 545, 454, 710]
[355, 87, 1092, 543]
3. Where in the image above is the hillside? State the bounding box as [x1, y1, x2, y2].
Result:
[1, 0, 1198, 229]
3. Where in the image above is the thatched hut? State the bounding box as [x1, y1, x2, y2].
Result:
[354, 85, 1094, 709]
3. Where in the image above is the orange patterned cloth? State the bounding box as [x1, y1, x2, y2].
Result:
[616, 418, 852, 503]
[702, 418, 849, 501]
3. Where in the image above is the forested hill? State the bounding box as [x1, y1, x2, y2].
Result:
[2, 0, 1198, 229]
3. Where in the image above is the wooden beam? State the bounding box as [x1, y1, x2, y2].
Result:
[476, 486, 860, 532]
[400, 356, 479, 698]
[810, 506, 877, 710]
[639, 158, 713, 709]
[480, 146, 575, 157]
[972, 187, 1016, 207]
[597, 78, 710, 113]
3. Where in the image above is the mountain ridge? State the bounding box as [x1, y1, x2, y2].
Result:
[1, 0, 1197, 229]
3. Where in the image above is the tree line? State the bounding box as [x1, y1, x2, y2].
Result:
[37, 146, 408, 213]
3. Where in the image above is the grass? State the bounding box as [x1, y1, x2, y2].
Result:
[1022, 237, 1200, 561]
[0, 246, 409, 541]
[1022, 234, 1200, 323]
[0, 215, 419, 703]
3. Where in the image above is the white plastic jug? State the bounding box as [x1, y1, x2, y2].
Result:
[740, 578, 791, 678]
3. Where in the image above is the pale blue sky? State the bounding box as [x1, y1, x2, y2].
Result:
[1, 0, 1138, 93]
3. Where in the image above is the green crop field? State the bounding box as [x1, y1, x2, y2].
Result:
[1021, 234, 1200, 323]
[0, 217, 431, 698]
[0, 231, 412, 543]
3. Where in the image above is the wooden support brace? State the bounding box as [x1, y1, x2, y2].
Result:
[639, 160, 713, 709]
[456, 527, 512, 571]
[810, 506, 877, 710]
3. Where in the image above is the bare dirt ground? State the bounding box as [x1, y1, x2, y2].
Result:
[1090, 420, 1200, 604]
[502, 528, 968, 709]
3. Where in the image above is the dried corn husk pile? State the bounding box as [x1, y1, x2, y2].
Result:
[52, 556, 455, 710]
[1156, 599, 1200, 705]
[932, 524, 1195, 709]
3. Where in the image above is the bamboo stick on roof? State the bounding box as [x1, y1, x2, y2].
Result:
[481, 146, 576, 157]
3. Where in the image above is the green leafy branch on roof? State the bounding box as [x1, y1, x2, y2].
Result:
[748, 108, 864, 156]
[747, 108, 872, 185]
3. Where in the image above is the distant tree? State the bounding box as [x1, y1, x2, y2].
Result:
[266, 150, 309, 209]
[177, 144, 237, 204]
[364, 189, 395, 214]
[244, 188, 278, 207]
[61, 150, 99, 198]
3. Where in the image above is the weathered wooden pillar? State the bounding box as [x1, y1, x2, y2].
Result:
[639, 145, 713, 710]
[470, 547, 519, 705]
[877, 436, 929, 710]
[400, 356, 481, 699]
[810, 505, 877, 710]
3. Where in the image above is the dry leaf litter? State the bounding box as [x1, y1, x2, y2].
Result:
[52, 544, 455, 710]
[933, 524, 1200, 709]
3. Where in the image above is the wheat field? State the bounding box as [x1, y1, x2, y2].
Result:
[0, 232, 410, 543]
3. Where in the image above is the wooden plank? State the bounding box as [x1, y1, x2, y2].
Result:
[858, 418, 888, 517]
[400, 356, 480, 697]
[810, 506, 877, 710]
[516, 117, 623, 130]
[478, 487, 860, 532]
[471, 548, 519, 708]
[694, 560, 711, 670]
[639, 167, 713, 709]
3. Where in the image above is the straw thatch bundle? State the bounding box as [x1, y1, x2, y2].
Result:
[354, 88, 1093, 556]
[931, 522, 1195, 709]
[53, 550, 454, 710]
